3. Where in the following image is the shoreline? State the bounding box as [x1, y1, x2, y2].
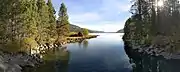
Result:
[0, 50, 42, 72]
[66, 35, 99, 43]
[123, 37, 180, 59]
[0, 34, 99, 72]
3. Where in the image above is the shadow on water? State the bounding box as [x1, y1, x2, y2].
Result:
[124, 44, 180, 72]
[29, 40, 89, 72]
[3, 33, 131, 72]
[24, 47, 70, 72]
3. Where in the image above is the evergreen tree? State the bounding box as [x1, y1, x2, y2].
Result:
[57, 3, 70, 37]
[0, 0, 72, 50]
[125, 0, 180, 46]
[23, 0, 38, 38]
[17, 0, 39, 50]
[0, 0, 22, 43]
[47, 0, 57, 43]
[36, 0, 50, 44]
[0, 0, 39, 50]
[47, 0, 56, 15]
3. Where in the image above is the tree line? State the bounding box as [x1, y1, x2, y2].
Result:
[124, 0, 180, 46]
[0, 0, 70, 50]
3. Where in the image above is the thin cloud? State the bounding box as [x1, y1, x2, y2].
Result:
[69, 12, 101, 23]
[52, 0, 131, 32]
[74, 20, 128, 32]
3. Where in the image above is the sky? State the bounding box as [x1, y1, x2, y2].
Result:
[51, 0, 132, 32]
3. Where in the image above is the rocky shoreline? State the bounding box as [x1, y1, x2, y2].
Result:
[124, 44, 180, 72]
[131, 45, 180, 59]
[66, 35, 98, 43]
[124, 35, 180, 59]
[0, 35, 98, 72]
[123, 17, 180, 59]
[0, 50, 42, 72]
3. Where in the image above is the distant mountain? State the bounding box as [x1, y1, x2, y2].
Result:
[116, 29, 124, 33]
[69, 24, 104, 33]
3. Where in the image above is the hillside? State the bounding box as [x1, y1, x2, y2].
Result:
[69, 24, 104, 33]
[116, 29, 124, 33]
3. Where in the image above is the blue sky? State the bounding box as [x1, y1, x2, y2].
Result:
[51, 0, 132, 32]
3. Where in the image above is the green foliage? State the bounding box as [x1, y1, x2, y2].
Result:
[124, 0, 180, 47]
[47, 0, 56, 16]
[83, 28, 89, 36]
[57, 3, 70, 37]
[47, 0, 57, 43]
[0, 0, 59, 51]
[68, 32, 77, 36]
[5, 40, 21, 52]
[0, 0, 73, 52]
[21, 37, 38, 49]
[36, 0, 50, 44]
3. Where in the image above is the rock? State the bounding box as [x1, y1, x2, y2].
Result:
[0, 50, 42, 72]
[138, 48, 143, 52]
[0, 63, 7, 71]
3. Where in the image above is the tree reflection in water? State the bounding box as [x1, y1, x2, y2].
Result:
[24, 40, 89, 72]
[83, 40, 88, 49]
[124, 45, 180, 72]
[28, 47, 70, 72]
[78, 40, 82, 48]
[78, 39, 89, 49]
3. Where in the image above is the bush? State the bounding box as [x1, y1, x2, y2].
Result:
[21, 37, 38, 50]
[83, 28, 89, 36]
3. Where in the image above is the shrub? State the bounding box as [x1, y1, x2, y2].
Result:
[83, 28, 89, 36]
[21, 37, 38, 50]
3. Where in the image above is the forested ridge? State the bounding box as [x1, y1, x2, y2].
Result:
[116, 29, 124, 33]
[0, 0, 69, 51]
[69, 24, 105, 33]
[123, 0, 180, 57]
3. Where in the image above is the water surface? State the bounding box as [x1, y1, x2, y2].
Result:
[31, 33, 132, 72]
[125, 45, 180, 72]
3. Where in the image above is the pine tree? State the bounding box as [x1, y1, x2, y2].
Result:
[47, 0, 57, 43]
[0, 0, 8, 45]
[0, 0, 39, 50]
[126, 0, 180, 46]
[0, 0, 21, 42]
[0, 0, 73, 50]
[36, 0, 50, 44]
[17, 0, 39, 51]
[57, 3, 70, 37]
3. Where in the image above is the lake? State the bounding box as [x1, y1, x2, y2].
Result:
[29, 33, 132, 72]
[24, 33, 180, 72]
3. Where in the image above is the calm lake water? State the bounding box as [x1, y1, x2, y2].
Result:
[24, 33, 180, 72]
[29, 33, 132, 72]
